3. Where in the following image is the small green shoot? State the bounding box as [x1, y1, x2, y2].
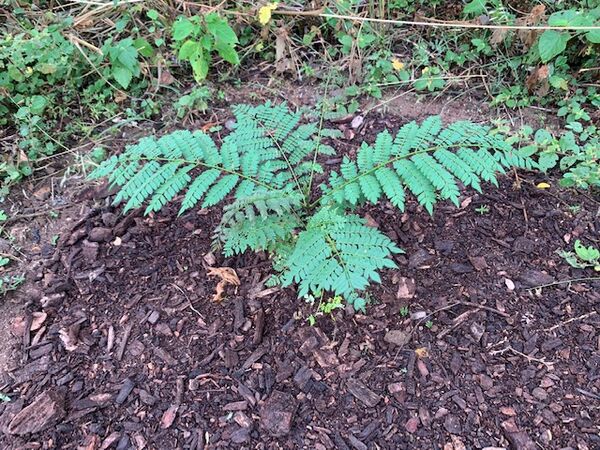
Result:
[399, 305, 410, 317]
[425, 320, 434, 329]
[0, 274, 25, 295]
[475, 205, 490, 215]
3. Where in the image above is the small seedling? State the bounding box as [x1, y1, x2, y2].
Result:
[425, 320, 434, 329]
[399, 305, 410, 317]
[306, 295, 344, 325]
[475, 205, 490, 215]
[559, 239, 600, 271]
[0, 274, 25, 295]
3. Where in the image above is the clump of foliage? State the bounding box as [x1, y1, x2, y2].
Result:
[0, 16, 148, 192]
[171, 13, 239, 82]
[90, 102, 535, 311]
[559, 240, 600, 271]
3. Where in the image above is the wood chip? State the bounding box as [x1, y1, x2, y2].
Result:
[346, 379, 381, 408]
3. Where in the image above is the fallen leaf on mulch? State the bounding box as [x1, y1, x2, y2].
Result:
[396, 277, 416, 299]
[11, 312, 47, 336]
[59, 324, 79, 352]
[207, 267, 240, 302]
[415, 347, 429, 359]
[80, 434, 100, 450]
[160, 404, 179, 429]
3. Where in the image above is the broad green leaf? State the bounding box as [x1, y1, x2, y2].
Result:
[29, 95, 47, 114]
[205, 13, 238, 45]
[172, 17, 194, 41]
[463, 0, 487, 16]
[214, 41, 239, 65]
[191, 55, 209, 81]
[548, 10, 592, 27]
[549, 75, 568, 90]
[134, 38, 154, 58]
[538, 30, 570, 63]
[112, 66, 133, 89]
[178, 40, 201, 60]
[200, 34, 213, 50]
[586, 29, 600, 44]
[114, 39, 139, 73]
[575, 240, 600, 262]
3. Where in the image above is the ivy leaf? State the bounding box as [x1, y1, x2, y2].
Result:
[112, 65, 133, 89]
[172, 17, 194, 41]
[214, 41, 239, 65]
[538, 30, 570, 63]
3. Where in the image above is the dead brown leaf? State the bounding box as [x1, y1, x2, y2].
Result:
[517, 5, 546, 49]
[113, 90, 127, 103]
[159, 70, 175, 85]
[275, 27, 293, 73]
[207, 267, 240, 302]
[59, 323, 80, 352]
[396, 277, 416, 299]
[525, 65, 550, 95]
[490, 28, 509, 46]
[10, 312, 48, 336]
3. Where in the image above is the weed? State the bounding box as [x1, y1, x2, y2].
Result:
[559, 240, 600, 271]
[171, 13, 239, 82]
[399, 305, 409, 317]
[0, 274, 25, 296]
[175, 87, 212, 118]
[475, 205, 490, 215]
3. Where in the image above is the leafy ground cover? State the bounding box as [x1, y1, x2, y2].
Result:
[0, 1, 599, 448]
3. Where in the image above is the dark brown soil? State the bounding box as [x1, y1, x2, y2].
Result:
[1, 99, 599, 449]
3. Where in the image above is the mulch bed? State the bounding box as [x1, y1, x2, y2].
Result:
[1, 116, 599, 449]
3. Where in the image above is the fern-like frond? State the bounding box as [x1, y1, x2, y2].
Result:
[89, 103, 335, 214]
[215, 190, 304, 256]
[321, 117, 537, 214]
[279, 207, 403, 310]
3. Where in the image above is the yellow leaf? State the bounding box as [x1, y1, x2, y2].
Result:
[415, 347, 429, 358]
[258, 3, 279, 26]
[536, 182, 551, 189]
[207, 267, 240, 303]
[391, 58, 405, 71]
